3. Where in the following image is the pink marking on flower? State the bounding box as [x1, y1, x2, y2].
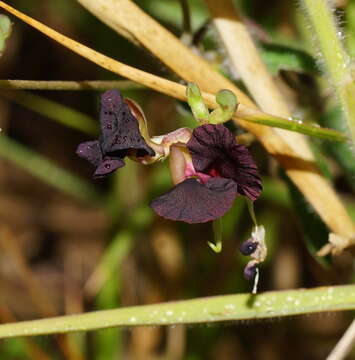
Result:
[184, 162, 212, 184]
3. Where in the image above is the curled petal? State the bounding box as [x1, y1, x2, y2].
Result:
[150, 177, 238, 224]
[99, 90, 155, 158]
[187, 124, 262, 201]
[93, 157, 125, 179]
[76, 140, 102, 166]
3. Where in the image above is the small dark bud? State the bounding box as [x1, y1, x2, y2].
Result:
[244, 263, 258, 281]
[239, 239, 258, 256]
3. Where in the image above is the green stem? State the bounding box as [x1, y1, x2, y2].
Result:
[0, 285, 353, 338]
[0, 79, 144, 91]
[301, 0, 355, 145]
[243, 110, 348, 142]
[0, 135, 102, 204]
[179, 0, 191, 35]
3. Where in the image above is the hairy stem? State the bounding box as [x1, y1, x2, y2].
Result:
[301, 0, 355, 145]
[0, 285, 353, 338]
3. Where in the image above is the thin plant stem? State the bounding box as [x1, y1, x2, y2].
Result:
[0, 79, 143, 91]
[0, 285, 353, 338]
[180, 0, 191, 34]
[327, 319, 355, 360]
[84, 231, 133, 299]
[301, 0, 355, 145]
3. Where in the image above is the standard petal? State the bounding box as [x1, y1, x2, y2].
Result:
[99, 90, 155, 157]
[150, 177, 238, 223]
[187, 124, 262, 201]
[93, 156, 125, 179]
[76, 140, 102, 166]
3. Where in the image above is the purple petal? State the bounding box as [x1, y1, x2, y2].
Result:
[239, 239, 258, 256]
[93, 157, 125, 179]
[99, 90, 155, 157]
[187, 124, 262, 201]
[76, 140, 102, 166]
[150, 177, 238, 223]
[244, 263, 258, 281]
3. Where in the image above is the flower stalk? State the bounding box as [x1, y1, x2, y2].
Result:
[209, 218, 223, 253]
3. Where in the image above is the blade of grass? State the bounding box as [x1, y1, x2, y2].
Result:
[94, 271, 122, 360]
[0, 135, 102, 204]
[0, 285, 353, 338]
[1, 90, 98, 136]
[84, 231, 133, 299]
[0, 79, 144, 91]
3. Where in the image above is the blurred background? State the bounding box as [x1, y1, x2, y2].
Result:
[0, 0, 354, 359]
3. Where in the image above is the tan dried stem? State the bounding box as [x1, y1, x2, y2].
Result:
[0, 79, 143, 90]
[76, 0, 355, 251]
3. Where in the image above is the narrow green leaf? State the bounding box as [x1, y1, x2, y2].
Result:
[320, 106, 355, 191]
[0, 285, 353, 338]
[1, 91, 98, 136]
[260, 43, 317, 75]
[0, 14, 11, 54]
[0, 135, 102, 204]
[283, 174, 330, 266]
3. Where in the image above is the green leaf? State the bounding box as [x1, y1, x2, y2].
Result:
[283, 173, 331, 266]
[0, 14, 11, 54]
[320, 106, 355, 191]
[260, 43, 317, 75]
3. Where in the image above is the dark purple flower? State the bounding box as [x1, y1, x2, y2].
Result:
[150, 124, 262, 223]
[188, 124, 262, 201]
[76, 90, 155, 178]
